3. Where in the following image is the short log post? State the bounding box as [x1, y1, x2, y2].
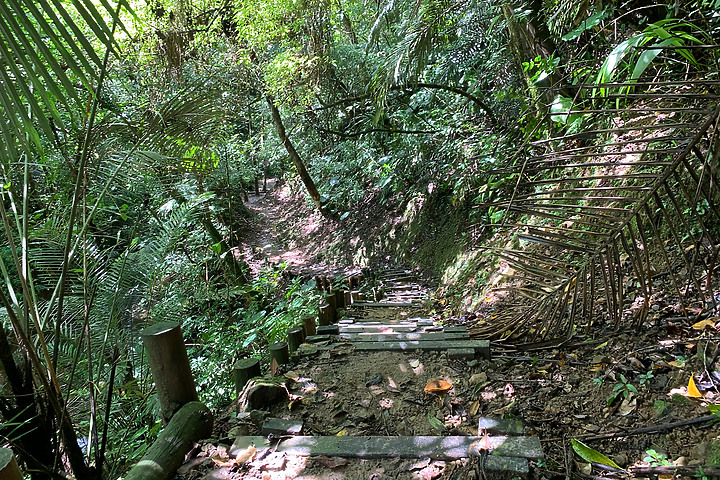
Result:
[140, 322, 198, 424]
[324, 293, 337, 322]
[233, 358, 261, 395]
[351, 291, 360, 302]
[318, 303, 332, 326]
[0, 448, 23, 480]
[344, 290, 352, 306]
[335, 289, 346, 309]
[287, 327, 305, 353]
[124, 402, 213, 480]
[269, 341, 289, 366]
[302, 315, 316, 336]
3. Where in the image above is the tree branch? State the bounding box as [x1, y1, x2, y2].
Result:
[313, 83, 498, 126]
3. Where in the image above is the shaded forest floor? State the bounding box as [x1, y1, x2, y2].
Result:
[179, 182, 720, 480]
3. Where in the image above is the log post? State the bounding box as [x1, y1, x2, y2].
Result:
[344, 290, 352, 306]
[302, 315, 316, 336]
[287, 327, 305, 353]
[318, 303, 332, 326]
[324, 294, 337, 322]
[140, 322, 198, 424]
[335, 289, 346, 309]
[269, 341, 289, 366]
[0, 448, 23, 480]
[233, 358, 261, 395]
[124, 402, 213, 480]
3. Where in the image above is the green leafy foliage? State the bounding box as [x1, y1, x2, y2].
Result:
[571, 439, 623, 470]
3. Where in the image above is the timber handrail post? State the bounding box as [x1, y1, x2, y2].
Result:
[302, 315, 316, 336]
[140, 322, 198, 424]
[233, 358, 261, 395]
[0, 448, 23, 480]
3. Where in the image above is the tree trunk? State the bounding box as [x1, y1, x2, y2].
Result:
[265, 95, 326, 215]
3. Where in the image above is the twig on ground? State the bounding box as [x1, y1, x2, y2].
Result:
[542, 415, 719, 442]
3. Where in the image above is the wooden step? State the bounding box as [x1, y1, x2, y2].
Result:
[339, 332, 469, 342]
[230, 435, 542, 460]
[350, 301, 420, 307]
[298, 339, 490, 358]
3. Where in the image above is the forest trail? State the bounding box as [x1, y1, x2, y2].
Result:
[240, 179, 353, 280]
[175, 270, 544, 480]
[173, 264, 720, 480]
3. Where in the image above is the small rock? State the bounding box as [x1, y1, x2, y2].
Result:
[612, 453, 627, 467]
[365, 373, 383, 387]
[467, 359, 479, 367]
[250, 410, 268, 424]
[470, 373, 488, 385]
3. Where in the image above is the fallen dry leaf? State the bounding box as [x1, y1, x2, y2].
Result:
[688, 375, 703, 398]
[424, 379, 452, 394]
[469, 400, 480, 416]
[692, 319, 716, 330]
[234, 444, 257, 464]
[284, 371, 300, 381]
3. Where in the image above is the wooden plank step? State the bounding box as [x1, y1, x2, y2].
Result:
[339, 325, 420, 333]
[298, 339, 490, 357]
[339, 332, 469, 342]
[350, 301, 419, 307]
[230, 435, 542, 460]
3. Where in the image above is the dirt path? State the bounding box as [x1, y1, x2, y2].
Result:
[239, 179, 355, 280]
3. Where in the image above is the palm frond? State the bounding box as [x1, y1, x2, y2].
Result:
[474, 79, 720, 346]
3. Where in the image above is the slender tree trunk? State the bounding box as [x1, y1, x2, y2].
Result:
[265, 95, 326, 215]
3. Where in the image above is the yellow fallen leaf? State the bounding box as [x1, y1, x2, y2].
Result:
[688, 375, 703, 398]
[692, 319, 715, 330]
[594, 341, 609, 350]
[336, 429, 348, 436]
[234, 444, 257, 464]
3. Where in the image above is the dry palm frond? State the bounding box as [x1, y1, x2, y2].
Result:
[473, 78, 720, 347]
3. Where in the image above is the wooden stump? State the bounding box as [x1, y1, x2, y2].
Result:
[233, 358, 261, 395]
[287, 327, 305, 353]
[302, 315, 316, 336]
[335, 289, 346, 309]
[344, 290, 352, 306]
[140, 322, 198, 424]
[124, 402, 213, 480]
[324, 294, 337, 322]
[0, 448, 23, 480]
[318, 304, 332, 326]
[269, 341, 289, 366]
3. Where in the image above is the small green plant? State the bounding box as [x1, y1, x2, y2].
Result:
[695, 465, 709, 480]
[653, 400, 672, 418]
[643, 449, 671, 466]
[638, 371, 654, 387]
[593, 376, 604, 387]
[607, 374, 638, 405]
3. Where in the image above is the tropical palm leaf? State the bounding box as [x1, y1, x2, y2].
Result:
[474, 77, 720, 346]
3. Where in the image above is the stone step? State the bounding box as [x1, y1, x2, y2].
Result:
[339, 332, 469, 342]
[298, 339, 490, 358]
[230, 435, 542, 461]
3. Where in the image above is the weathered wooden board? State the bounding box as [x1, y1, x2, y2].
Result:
[350, 301, 419, 307]
[298, 339, 490, 357]
[339, 332, 469, 342]
[339, 325, 420, 333]
[230, 435, 542, 460]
